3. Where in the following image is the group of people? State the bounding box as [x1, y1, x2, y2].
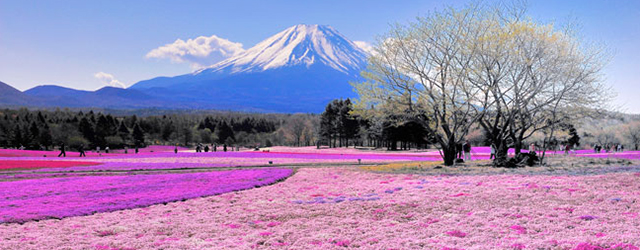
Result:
[593, 143, 624, 153]
[57, 143, 139, 157]
[456, 140, 473, 161]
[191, 143, 234, 153]
[194, 143, 221, 153]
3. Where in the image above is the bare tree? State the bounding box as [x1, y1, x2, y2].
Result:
[353, 1, 612, 167]
[623, 121, 640, 150]
[283, 114, 308, 147]
[353, 3, 492, 165]
[462, 2, 610, 166]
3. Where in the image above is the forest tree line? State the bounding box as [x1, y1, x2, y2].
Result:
[0, 108, 321, 150]
[1, 98, 597, 152]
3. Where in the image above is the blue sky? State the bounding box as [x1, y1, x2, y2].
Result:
[1, 0, 639, 113]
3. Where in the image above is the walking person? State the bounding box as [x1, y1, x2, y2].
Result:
[223, 144, 227, 152]
[174, 145, 178, 154]
[78, 144, 86, 157]
[58, 143, 66, 157]
[490, 143, 496, 160]
[463, 140, 471, 162]
[105, 146, 110, 154]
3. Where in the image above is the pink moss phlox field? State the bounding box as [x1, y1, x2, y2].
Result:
[0, 160, 100, 170]
[0, 146, 188, 158]
[2, 167, 639, 249]
[0, 168, 292, 223]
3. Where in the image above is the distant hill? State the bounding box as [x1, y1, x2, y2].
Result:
[0, 81, 40, 106]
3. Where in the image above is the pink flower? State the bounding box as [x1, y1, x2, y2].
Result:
[510, 225, 527, 234]
[446, 230, 467, 238]
[334, 240, 350, 247]
[266, 221, 281, 227]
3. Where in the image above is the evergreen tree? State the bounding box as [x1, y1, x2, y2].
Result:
[216, 121, 235, 144]
[117, 121, 130, 142]
[11, 125, 23, 148]
[567, 125, 581, 147]
[39, 123, 53, 150]
[94, 115, 111, 147]
[28, 121, 40, 148]
[320, 101, 338, 147]
[132, 123, 145, 147]
[78, 117, 95, 146]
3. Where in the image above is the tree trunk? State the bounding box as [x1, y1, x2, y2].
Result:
[514, 140, 522, 155]
[493, 141, 510, 168]
[442, 143, 457, 166]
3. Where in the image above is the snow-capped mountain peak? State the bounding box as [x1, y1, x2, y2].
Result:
[196, 24, 368, 75]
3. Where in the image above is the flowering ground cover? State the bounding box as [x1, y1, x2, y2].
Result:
[0, 149, 438, 173]
[0, 168, 292, 224]
[0, 160, 101, 170]
[0, 146, 189, 158]
[2, 146, 640, 249]
[1, 167, 639, 249]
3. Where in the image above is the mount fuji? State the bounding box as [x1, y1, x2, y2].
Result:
[6, 24, 370, 113]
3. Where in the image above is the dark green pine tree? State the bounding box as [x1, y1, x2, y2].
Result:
[117, 121, 130, 142]
[39, 123, 53, 150]
[216, 121, 235, 144]
[320, 100, 339, 147]
[339, 99, 359, 147]
[567, 125, 581, 147]
[132, 123, 145, 147]
[94, 115, 111, 147]
[78, 117, 95, 146]
[28, 121, 40, 148]
[12, 125, 23, 148]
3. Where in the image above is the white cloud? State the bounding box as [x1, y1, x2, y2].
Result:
[353, 40, 375, 55]
[146, 35, 245, 69]
[94, 72, 126, 88]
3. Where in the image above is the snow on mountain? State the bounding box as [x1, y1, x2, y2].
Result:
[195, 24, 368, 76]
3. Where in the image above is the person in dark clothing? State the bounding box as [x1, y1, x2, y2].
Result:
[78, 144, 86, 157]
[223, 144, 227, 152]
[463, 141, 471, 161]
[204, 145, 209, 152]
[490, 143, 496, 160]
[135, 146, 139, 154]
[456, 143, 463, 159]
[213, 144, 217, 152]
[58, 143, 66, 157]
[174, 146, 178, 154]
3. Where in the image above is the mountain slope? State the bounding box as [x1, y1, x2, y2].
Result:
[196, 24, 367, 76]
[130, 24, 368, 92]
[0, 81, 39, 106]
[2, 24, 369, 113]
[23, 85, 168, 109]
[126, 24, 369, 112]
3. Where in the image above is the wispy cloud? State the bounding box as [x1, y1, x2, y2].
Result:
[94, 72, 126, 88]
[353, 41, 375, 55]
[146, 35, 245, 70]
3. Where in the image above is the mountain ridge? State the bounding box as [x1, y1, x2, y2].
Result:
[2, 24, 369, 113]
